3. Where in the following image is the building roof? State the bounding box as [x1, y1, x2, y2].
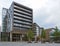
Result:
[13, 1, 32, 11]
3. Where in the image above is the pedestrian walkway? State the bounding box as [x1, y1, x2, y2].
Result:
[0, 42, 60, 46]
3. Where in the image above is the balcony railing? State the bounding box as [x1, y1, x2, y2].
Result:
[14, 20, 32, 25]
[14, 5, 32, 13]
[14, 9, 31, 16]
[14, 13, 32, 20]
[14, 16, 32, 22]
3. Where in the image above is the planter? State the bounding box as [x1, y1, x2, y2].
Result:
[28, 41, 32, 43]
[34, 41, 38, 43]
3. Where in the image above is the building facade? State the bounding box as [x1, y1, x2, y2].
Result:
[45, 28, 55, 41]
[2, 2, 33, 41]
[33, 23, 44, 41]
[2, 8, 8, 32]
[7, 2, 33, 32]
[33, 23, 43, 37]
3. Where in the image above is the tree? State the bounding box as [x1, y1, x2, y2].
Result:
[41, 28, 46, 42]
[51, 26, 60, 41]
[41, 29, 46, 39]
[27, 29, 34, 42]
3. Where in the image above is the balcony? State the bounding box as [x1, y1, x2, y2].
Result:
[14, 5, 32, 13]
[14, 10, 32, 17]
[14, 9, 31, 16]
[14, 23, 31, 28]
[14, 20, 32, 25]
[14, 6, 32, 14]
[13, 16, 32, 22]
[14, 13, 32, 20]
[13, 25, 32, 29]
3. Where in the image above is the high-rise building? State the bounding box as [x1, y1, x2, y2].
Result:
[2, 2, 33, 41]
[7, 2, 33, 32]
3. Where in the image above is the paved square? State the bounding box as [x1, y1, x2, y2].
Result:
[0, 42, 60, 46]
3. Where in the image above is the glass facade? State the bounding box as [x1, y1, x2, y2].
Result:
[2, 8, 8, 32]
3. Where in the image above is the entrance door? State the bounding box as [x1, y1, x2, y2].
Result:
[12, 33, 20, 41]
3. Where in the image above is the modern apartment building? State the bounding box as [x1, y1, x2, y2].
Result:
[33, 23, 43, 37]
[33, 23, 44, 41]
[2, 2, 33, 41]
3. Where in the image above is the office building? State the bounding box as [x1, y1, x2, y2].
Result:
[33, 23, 43, 37]
[2, 2, 33, 41]
[7, 2, 33, 32]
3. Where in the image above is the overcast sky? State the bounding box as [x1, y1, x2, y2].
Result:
[0, 0, 60, 29]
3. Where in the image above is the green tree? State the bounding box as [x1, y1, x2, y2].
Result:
[41, 28, 46, 42]
[27, 29, 34, 42]
[52, 26, 60, 41]
[41, 28, 46, 39]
